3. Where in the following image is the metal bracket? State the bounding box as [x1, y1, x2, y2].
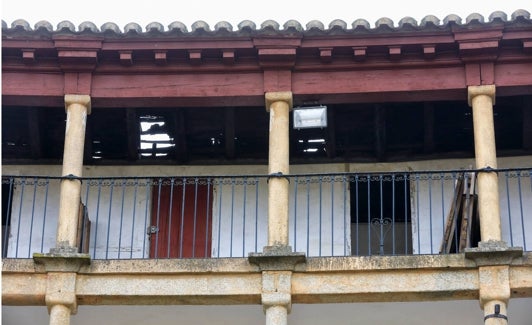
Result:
[147, 226, 159, 234]
[484, 304, 508, 321]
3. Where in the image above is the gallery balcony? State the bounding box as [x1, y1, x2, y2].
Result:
[2, 168, 531, 260]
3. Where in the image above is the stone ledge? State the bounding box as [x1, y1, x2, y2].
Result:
[465, 240, 523, 266]
[33, 250, 91, 272]
[249, 246, 306, 271]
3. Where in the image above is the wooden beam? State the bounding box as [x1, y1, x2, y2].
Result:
[326, 107, 336, 158]
[225, 108, 236, 159]
[423, 102, 435, 153]
[174, 109, 188, 163]
[83, 112, 94, 164]
[374, 104, 386, 161]
[126, 108, 139, 161]
[27, 107, 42, 159]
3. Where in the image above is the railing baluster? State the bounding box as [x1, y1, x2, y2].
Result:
[130, 179, 139, 259]
[319, 176, 323, 257]
[167, 178, 175, 259]
[192, 177, 199, 258]
[142, 179, 151, 258]
[293, 176, 298, 253]
[205, 178, 212, 257]
[179, 177, 186, 258]
[330, 176, 335, 256]
[40, 178, 50, 254]
[117, 179, 126, 259]
[3, 177, 14, 257]
[230, 178, 235, 257]
[217, 178, 223, 258]
[105, 179, 115, 259]
[15, 177, 26, 258]
[392, 174, 396, 255]
[242, 177, 247, 257]
[254, 177, 259, 254]
[517, 171, 526, 251]
[27, 178, 38, 257]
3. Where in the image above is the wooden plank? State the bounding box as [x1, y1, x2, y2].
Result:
[458, 173, 476, 252]
[440, 175, 464, 254]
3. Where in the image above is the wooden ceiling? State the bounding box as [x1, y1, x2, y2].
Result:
[3, 96, 531, 166]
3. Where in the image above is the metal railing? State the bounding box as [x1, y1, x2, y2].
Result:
[2, 168, 530, 259]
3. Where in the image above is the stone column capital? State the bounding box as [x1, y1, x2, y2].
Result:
[265, 91, 293, 112]
[64, 94, 92, 115]
[468, 85, 496, 107]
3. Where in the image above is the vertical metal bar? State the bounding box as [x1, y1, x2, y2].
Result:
[3, 177, 14, 257]
[28, 177, 38, 257]
[40, 178, 50, 254]
[319, 176, 323, 256]
[167, 178, 176, 258]
[242, 177, 247, 257]
[293, 176, 298, 252]
[15, 177, 26, 258]
[367, 174, 371, 256]
[192, 177, 199, 258]
[154, 178, 163, 259]
[440, 172, 445, 247]
[504, 171, 514, 247]
[392, 174, 396, 255]
[117, 179, 127, 259]
[428, 173, 433, 254]
[229, 178, 235, 257]
[130, 179, 139, 259]
[453, 173, 459, 253]
[105, 179, 115, 259]
[83, 179, 90, 256]
[355, 174, 360, 256]
[517, 171, 527, 251]
[254, 177, 259, 253]
[217, 179, 223, 258]
[142, 179, 151, 259]
[415, 174, 421, 254]
[343, 175, 347, 256]
[404, 173, 408, 255]
[306, 177, 310, 256]
[179, 177, 186, 258]
[204, 178, 212, 257]
[379, 175, 384, 256]
[92, 179, 103, 258]
[330, 177, 335, 256]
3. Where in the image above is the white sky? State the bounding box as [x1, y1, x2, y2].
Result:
[1, 0, 531, 31]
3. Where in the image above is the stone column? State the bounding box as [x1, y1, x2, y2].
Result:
[479, 266, 510, 325]
[265, 92, 292, 247]
[56, 95, 91, 249]
[262, 271, 292, 325]
[468, 85, 501, 242]
[46, 272, 78, 325]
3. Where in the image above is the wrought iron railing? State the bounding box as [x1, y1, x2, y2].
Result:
[2, 168, 530, 259]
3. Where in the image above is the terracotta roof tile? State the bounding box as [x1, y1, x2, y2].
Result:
[2, 9, 530, 35]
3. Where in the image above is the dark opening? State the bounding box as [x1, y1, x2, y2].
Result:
[351, 174, 412, 256]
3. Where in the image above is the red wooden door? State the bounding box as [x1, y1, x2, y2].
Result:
[149, 178, 212, 258]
